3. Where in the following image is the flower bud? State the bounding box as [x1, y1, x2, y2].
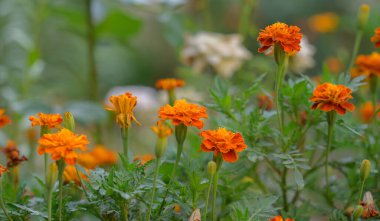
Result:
[360, 159, 371, 181]
[63, 112, 75, 132]
[175, 124, 187, 146]
[46, 163, 58, 190]
[358, 4, 370, 31]
[155, 137, 168, 159]
[207, 161, 217, 175]
[353, 205, 363, 221]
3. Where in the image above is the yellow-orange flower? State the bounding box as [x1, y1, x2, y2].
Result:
[371, 28, 380, 48]
[0, 109, 11, 128]
[257, 94, 274, 110]
[63, 165, 88, 185]
[151, 121, 173, 138]
[0, 164, 8, 177]
[353, 52, 380, 79]
[326, 57, 343, 74]
[78, 145, 118, 169]
[310, 83, 355, 115]
[155, 78, 185, 91]
[158, 99, 208, 129]
[257, 22, 302, 55]
[38, 128, 89, 165]
[105, 92, 141, 128]
[2, 140, 27, 168]
[308, 12, 339, 33]
[133, 154, 155, 165]
[200, 128, 247, 163]
[359, 102, 380, 123]
[269, 215, 294, 221]
[29, 113, 63, 128]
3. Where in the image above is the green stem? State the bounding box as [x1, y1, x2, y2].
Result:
[121, 127, 129, 161]
[211, 156, 222, 221]
[238, 0, 256, 40]
[57, 160, 66, 221]
[120, 202, 128, 221]
[281, 168, 289, 212]
[274, 55, 289, 139]
[325, 112, 336, 199]
[204, 173, 214, 221]
[146, 158, 161, 221]
[168, 90, 175, 106]
[170, 142, 183, 181]
[47, 188, 53, 221]
[347, 30, 363, 75]
[358, 180, 365, 203]
[0, 177, 13, 221]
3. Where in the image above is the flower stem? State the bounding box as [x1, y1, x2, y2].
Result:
[211, 156, 222, 221]
[347, 30, 363, 75]
[281, 168, 289, 212]
[121, 127, 129, 161]
[0, 177, 13, 221]
[274, 54, 289, 138]
[57, 159, 66, 221]
[47, 187, 53, 221]
[358, 180, 365, 203]
[325, 112, 336, 199]
[168, 90, 175, 106]
[120, 202, 128, 221]
[146, 158, 161, 221]
[204, 173, 214, 221]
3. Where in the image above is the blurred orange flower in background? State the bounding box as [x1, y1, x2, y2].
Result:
[371, 28, 380, 48]
[2, 140, 27, 168]
[0, 109, 11, 128]
[326, 57, 343, 74]
[78, 145, 118, 169]
[158, 99, 208, 129]
[270, 215, 294, 221]
[257, 22, 302, 55]
[151, 121, 173, 138]
[29, 113, 63, 128]
[352, 52, 380, 79]
[200, 128, 247, 162]
[257, 94, 274, 110]
[359, 102, 380, 123]
[38, 128, 89, 165]
[155, 78, 185, 91]
[310, 83, 355, 115]
[63, 165, 88, 185]
[308, 12, 339, 33]
[105, 92, 141, 128]
[133, 154, 155, 165]
[0, 164, 8, 176]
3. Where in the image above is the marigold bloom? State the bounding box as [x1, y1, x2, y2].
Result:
[38, 128, 89, 165]
[269, 215, 294, 221]
[0, 164, 8, 177]
[353, 52, 380, 79]
[78, 145, 118, 169]
[200, 128, 247, 163]
[308, 12, 339, 33]
[105, 92, 141, 128]
[361, 192, 379, 218]
[2, 140, 27, 168]
[257, 22, 302, 55]
[359, 102, 380, 123]
[326, 57, 343, 74]
[133, 154, 155, 165]
[63, 165, 88, 185]
[0, 109, 11, 128]
[310, 83, 355, 115]
[257, 94, 274, 110]
[158, 99, 208, 129]
[371, 28, 380, 48]
[151, 121, 173, 138]
[29, 113, 63, 128]
[155, 78, 185, 91]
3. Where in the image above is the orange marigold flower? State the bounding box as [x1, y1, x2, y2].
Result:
[63, 165, 88, 186]
[38, 128, 89, 165]
[200, 128, 247, 163]
[151, 121, 173, 138]
[2, 140, 28, 168]
[133, 154, 155, 165]
[105, 92, 141, 128]
[0, 109, 11, 128]
[257, 94, 274, 110]
[78, 145, 118, 169]
[155, 78, 185, 91]
[0, 164, 8, 177]
[158, 99, 208, 129]
[269, 215, 294, 221]
[371, 28, 380, 48]
[257, 22, 302, 55]
[29, 113, 63, 128]
[326, 57, 343, 74]
[359, 102, 380, 123]
[353, 52, 380, 79]
[308, 12, 339, 33]
[361, 192, 380, 219]
[310, 83, 355, 115]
